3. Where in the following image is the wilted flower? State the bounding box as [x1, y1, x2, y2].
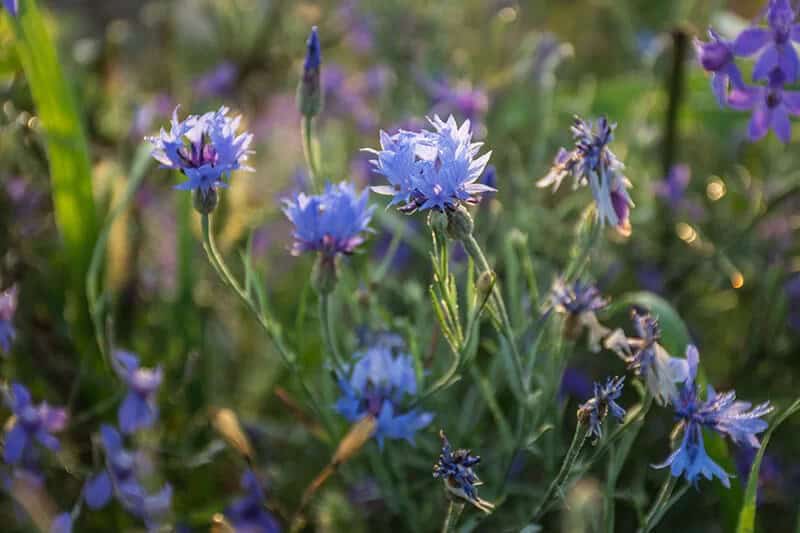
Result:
[0, 285, 18, 353]
[3, 383, 67, 464]
[577, 376, 626, 441]
[223, 470, 281, 533]
[283, 181, 374, 258]
[538, 116, 633, 234]
[85, 425, 172, 529]
[2, 0, 17, 16]
[112, 351, 163, 434]
[694, 29, 743, 105]
[298, 26, 322, 117]
[146, 106, 254, 211]
[550, 278, 610, 352]
[365, 115, 494, 213]
[432, 430, 494, 513]
[335, 343, 433, 448]
[654, 346, 773, 487]
[604, 310, 688, 406]
[728, 68, 800, 142]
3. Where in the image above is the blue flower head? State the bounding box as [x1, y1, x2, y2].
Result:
[0, 285, 18, 354]
[578, 376, 626, 441]
[283, 181, 374, 258]
[365, 115, 494, 213]
[551, 278, 610, 352]
[335, 343, 433, 448]
[538, 116, 634, 233]
[654, 346, 774, 488]
[112, 350, 163, 434]
[224, 470, 281, 533]
[146, 106, 253, 196]
[86, 425, 172, 529]
[3, 383, 67, 464]
[433, 430, 494, 513]
[2, 0, 17, 16]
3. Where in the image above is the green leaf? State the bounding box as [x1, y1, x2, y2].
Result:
[736, 398, 800, 533]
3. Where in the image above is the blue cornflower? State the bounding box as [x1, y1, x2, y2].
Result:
[538, 116, 634, 234]
[550, 278, 610, 352]
[694, 29, 744, 105]
[85, 425, 172, 530]
[0, 285, 18, 354]
[146, 105, 254, 199]
[654, 346, 774, 488]
[3, 383, 67, 464]
[223, 470, 281, 533]
[728, 67, 800, 142]
[2, 0, 17, 16]
[432, 430, 494, 513]
[335, 343, 433, 448]
[577, 376, 626, 441]
[283, 181, 374, 258]
[365, 115, 494, 213]
[734, 0, 800, 83]
[112, 350, 163, 434]
[605, 310, 689, 406]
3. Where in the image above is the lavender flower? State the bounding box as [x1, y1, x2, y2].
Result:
[194, 61, 239, 98]
[85, 425, 172, 529]
[550, 278, 610, 352]
[298, 26, 322, 117]
[3, 383, 67, 464]
[694, 29, 743, 105]
[2, 0, 17, 16]
[432, 430, 494, 513]
[335, 343, 433, 448]
[604, 310, 689, 406]
[146, 106, 254, 211]
[283, 181, 374, 258]
[538, 116, 633, 234]
[728, 68, 800, 142]
[734, 0, 800, 83]
[577, 376, 626, 441]
[654, 346, 773, 487]
[112, 350, 163, 434]
[0, 285, 18, 354]
[366, 115, 494, 213]
[223, 470, 281, 533]
[50, 513, 72, 533]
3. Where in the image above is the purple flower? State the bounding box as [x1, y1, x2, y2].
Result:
[695, 29, 743, 105]
[365, 115, 494, 213]
[538, 116, 633, 233]
[50, 513, 72, 533]
[0, 285, 18, 353]
[577, 376, 626, 441]
[335, 343, 433, 448]
[283, 181, 374, 258]
[146, 106, 254, 196]
[86, 425, 172, 529]
[654, 346, 773, 487]
[728, 68, 800, 142]
[734, 0, 800, 82]
[2, 0, 17, 16]
[194, 62, 239, 98]
[3, 383, 67, 464]
[420, 75, 490, 124]
[655, 164, 691, 209]
[112, 351, 162, 434]
[433, 430, 494, 513]
[550, 278, 610, 352]
[224, 470, 281, 533]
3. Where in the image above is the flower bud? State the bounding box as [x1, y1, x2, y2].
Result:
[297, 27, 322, 118]
[445, 204, 474, 241]
[476, 270, 496, 299]
[193, 187, 219, 214]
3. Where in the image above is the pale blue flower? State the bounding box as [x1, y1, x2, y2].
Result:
[578, 376, 626, 441]
[112, 351, 162, 434]
[3, 383, 67, 464]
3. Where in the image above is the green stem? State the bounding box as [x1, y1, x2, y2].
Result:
[318, 293, 345, 373]
[639, 475, 686, 533]
[532, 424, 588, 521]
[301, 115, 320, 192]
[441, 501, 465, 533]
[462, 235, 528, 398]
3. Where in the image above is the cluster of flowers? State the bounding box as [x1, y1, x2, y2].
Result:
[696, 0, 800, 142]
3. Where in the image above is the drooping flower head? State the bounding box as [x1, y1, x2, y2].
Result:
[0, 284, 18, 353]
[2, 0, 17, 16]
[335, 343, 433, 448]
[694, 29, 743, 105]
[538, 116, 633, 233]
[283, 181, 374, 259]
[365, 115, 494, 213]
[604, 309, 689, 406]
[654, 346, 774, 487]
[146, 106, 253, 210]
[577, 376, 626, 441]
[223, 470, 281, 533]
[550, 278, 610, 352]
[85, 425, 172, 529]
[3, 383, 67, 464]
[432, 430, 494, 513]
[112, 351, 163, 434]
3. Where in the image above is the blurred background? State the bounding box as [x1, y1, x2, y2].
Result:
[1, 0, 798, 531]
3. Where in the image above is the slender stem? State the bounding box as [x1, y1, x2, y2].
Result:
[301, 115, 320, 192]
[462, 235, 528, 398]
[532, 424, 588, 521]
[441, 501, 465, 533]
[639, 475, 682, 533]
[661, 28, 688, 177]
[319, 292, 345, 373]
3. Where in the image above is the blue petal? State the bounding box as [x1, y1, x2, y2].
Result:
[3, 424, 28, 464]
[85, 471, 113, 510]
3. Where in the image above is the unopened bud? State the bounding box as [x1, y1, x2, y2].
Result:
[210, 407, 253, 460]
[445, 204, 474, 241]
[476, 270, 496, 298]
[297, 27, 323, 118]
